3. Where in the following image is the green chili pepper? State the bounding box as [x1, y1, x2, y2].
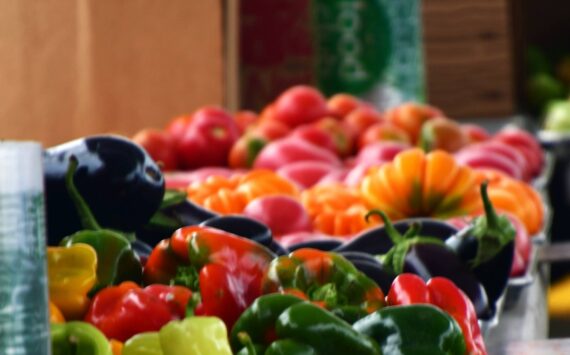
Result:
[353, 304, 466, 355]
[51, 321, 112, 355]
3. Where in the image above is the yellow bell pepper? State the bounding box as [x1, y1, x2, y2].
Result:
[48, 243, 97, 320]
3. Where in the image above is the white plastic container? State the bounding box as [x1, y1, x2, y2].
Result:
[0, 142, 50, 354]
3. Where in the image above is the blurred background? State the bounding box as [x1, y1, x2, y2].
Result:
[2, 0, 570, 338]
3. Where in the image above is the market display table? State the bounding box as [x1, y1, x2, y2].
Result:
[486, 262, 549, 354]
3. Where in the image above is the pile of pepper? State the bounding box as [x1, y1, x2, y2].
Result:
[45, 152, 497, 355]
[42, 85, 550, 354]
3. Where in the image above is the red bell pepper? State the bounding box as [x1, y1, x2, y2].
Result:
[387, 273, 487, 355]
[85, 281, 192, 342]
[143, 225, 275, 329]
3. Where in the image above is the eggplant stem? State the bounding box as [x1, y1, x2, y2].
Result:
[64, 155, 102, 231]
[480, 181, 499, 228]
[365, 209, 404, 244]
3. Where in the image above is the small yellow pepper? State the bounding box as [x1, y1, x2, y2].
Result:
[47, 243, 97, 320]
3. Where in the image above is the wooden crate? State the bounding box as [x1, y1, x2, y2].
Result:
[423, 0, 516, 119]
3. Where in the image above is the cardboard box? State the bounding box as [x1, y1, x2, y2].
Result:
[0, 0, 236, 147]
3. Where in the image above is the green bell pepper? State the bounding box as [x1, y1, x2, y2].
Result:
[51, 321, 112, 355]
[122, 317, 232, 355]
[265, 339, 317, 355]
[353, 304, 467, 355]
[230, 294, 305, 350]
[275, 302, 381, 355]
[60, 156, 142, 293]
[232, 294, 381, 355]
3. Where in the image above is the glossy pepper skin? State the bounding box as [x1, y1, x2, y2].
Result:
[230, 294, 305, 350]
[143, 225, 275, 329]
[353, 304, 466, 355]
[274, 302, 380, 355]
[122, 317, 232, 355]
[51, 321, 112, 355]
[261, 248, 385, 316]
[59, 156, 143, 292]
[44, 135, 165, 245]
[232, 297, 380, 355]
[366, 210, 490, 319]
[85, 281, 192, 342]
[387, 274, 487, 355]
[47, 243, 97, 320]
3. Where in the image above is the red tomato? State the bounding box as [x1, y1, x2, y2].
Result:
[243, 195, 313, 236]
[251, 119, 291, 141]
[462, 124, 491, 143]
[177, 107, 240, 169]
[327, 93, 362, 118]
[277, 161, 341, 189]
[384, 103, 444, 143]
[228, 134, 268, 169]
[342, 107, 384, 139]
[132, 129, 178, 171]
[234, 110, 258, 134]
[291, 124, 338, 154]
[314, 117, 355, 157]
[253, 137, 342, 171]
[358, 122, 411, 149]
[272, 85, 329, 128]
[165, 114, 192, 143]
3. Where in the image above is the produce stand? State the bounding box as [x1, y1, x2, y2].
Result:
[486, 262, 549, 353]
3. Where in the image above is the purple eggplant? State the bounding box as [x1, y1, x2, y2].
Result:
[136, 189, 216, 246]
[287, 239, 344, 252]
[337, 251, 395, 294]
[200, 215, 287, 255]
[350, 210, 491, 319]
[335, 217, 458, 254]
[445, 181, 515, 306]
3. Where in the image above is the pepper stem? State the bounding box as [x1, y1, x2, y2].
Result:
[480, 181, 499, 228]
[365, 210, 404, 244]
[65, 155, 102, 231]
[237, 332, 258, 355]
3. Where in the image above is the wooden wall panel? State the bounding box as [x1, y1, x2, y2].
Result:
[423, 0, 516, 118]
[0, 0, 225, 147]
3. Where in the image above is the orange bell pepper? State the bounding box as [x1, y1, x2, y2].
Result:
[361, 148, 480, 220]
[301, 183, 376, 236]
